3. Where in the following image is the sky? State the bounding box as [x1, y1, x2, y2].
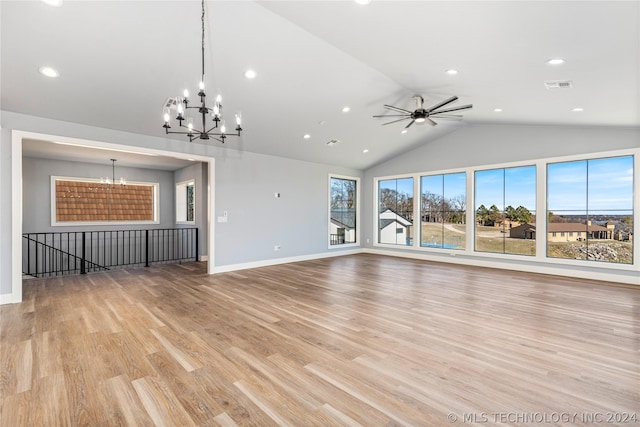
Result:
[379, 155, 634, 216]
[548, 156, 633, 214]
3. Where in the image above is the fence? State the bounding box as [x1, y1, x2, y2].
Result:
[22, 228, 198, 278]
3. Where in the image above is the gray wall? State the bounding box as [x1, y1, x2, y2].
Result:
[22, 157, 176, 232]
[0, 111, 361, 298]
[174, 162, 208, 257]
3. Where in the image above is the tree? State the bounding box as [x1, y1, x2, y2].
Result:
[515, 205, 533, 224]
[331, 179, 355, 209]
[380, 188, 413, 220]
[487, 205, 502, 226]
[476, 205, 489, 226]
[421, 191, 443, 222]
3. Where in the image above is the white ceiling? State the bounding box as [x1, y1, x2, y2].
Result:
[2, 1, 639, 171]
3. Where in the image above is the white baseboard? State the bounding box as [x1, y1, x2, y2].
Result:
[363, 248, 640, 286]
[0, 292, 20, 305]
[199, 255, 209, 262]
[210, 248, 363, 274]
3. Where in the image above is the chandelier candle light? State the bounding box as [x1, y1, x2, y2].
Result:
[162, 0, 243, 143]
[101, 159, 126, 187]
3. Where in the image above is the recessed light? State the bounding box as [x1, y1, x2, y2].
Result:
[572, 107, 584, 112]
[243, 69, 257, 79]
[342, 106, 350, 113]
[494, 108, 503, 112]
[401, 129, 408, 134]
[362, 149, 369, 154]
[42, 0, 63, 6]
[39, 66, 59, 78]
[354, 0, 371, 4]
[303, 134, 311, 139]
[446, 69, 458, 75]
[546, 58, 565, 65]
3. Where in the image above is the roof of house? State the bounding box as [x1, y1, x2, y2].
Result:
[512, 222, 610, 232]
[379, 218, 408, 230]
[330, 209, 356, 229]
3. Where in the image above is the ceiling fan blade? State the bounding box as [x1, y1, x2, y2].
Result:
[430, 104, 473, 114]
[382, 117, 411, 126]
[429, 114, 463, 120]
[425, 117, 437, 126]
[373, 114, 410, 118]
[405, 120, 415, 129]
[426, 96, 458, 113]
[384, 105, 413, 113]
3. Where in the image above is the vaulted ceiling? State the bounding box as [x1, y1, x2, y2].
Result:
[2, 1, 639, 170]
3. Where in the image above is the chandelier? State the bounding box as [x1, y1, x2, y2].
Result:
[101, 159, 126, 187]
[162, 0, 242, 143]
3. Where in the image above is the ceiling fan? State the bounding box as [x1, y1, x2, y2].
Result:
[374, 95, 472, 129]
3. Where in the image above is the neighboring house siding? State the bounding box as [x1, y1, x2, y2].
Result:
[510, 222, 615, 241]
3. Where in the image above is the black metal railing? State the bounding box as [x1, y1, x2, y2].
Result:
[23, 228, 198, 278]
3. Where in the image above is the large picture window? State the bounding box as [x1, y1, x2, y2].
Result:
[547, 155, 634, 264]
[420, 172, 466, 249]
[475, 166, 536, 255]
[329, 176, 358, 246]
[378, 177, 414, 245]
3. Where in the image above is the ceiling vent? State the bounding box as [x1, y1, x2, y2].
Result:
[164, 97, 178, 110]
[326, 139, 339, 146]
[544, 80, 573, 89]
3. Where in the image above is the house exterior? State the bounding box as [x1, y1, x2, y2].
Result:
[330, 208, 356, 245]
[509, 223, 537, 239]
[379, 208, 413, 245]
[510, 221, 615, 242]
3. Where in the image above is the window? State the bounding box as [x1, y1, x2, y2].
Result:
[176, 180, 195, 223]
[52, 177, 158, 225]
[420, 172, 466, 249]
[329, 176, 359, 246]
[378, 177, 414, 245]
[475, 166, 536, 255]
[547, 155, 633, 264]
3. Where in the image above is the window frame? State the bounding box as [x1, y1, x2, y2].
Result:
[327, 174, 361, 249]
[371, 148, 638, 271]
[176, 179, 196, 225]
[374, 174, 416, 247]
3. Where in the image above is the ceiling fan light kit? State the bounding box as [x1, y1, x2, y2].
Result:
[374, 94, 472, 129]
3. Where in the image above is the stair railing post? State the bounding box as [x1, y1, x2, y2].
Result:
[145, 229, 150, 267]
[81, 231, 86, 274]
[195, 228, 199, 262]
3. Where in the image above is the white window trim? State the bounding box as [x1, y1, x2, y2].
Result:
[50, 176, 160, 227]
[176, 179, 196, 225]
[372, 148, 639, 272]
[328, 174, 361, 249]
[373, 173, 417, 248]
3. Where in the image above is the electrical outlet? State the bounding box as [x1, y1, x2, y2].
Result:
[274, 245, 281, 251]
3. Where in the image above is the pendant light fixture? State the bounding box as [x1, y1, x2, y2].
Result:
[101, 159, 126, 187]
[162, 0, 243, 143]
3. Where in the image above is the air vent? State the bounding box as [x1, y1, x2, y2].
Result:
[326, 139, 339, 146]
[544, 80, 573, 89]
[164, 97, 178, 110]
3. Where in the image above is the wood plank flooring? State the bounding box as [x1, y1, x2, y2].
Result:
[1, 254, 639, 426]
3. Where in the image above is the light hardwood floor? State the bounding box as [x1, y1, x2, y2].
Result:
[1, 254, 639, 426]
